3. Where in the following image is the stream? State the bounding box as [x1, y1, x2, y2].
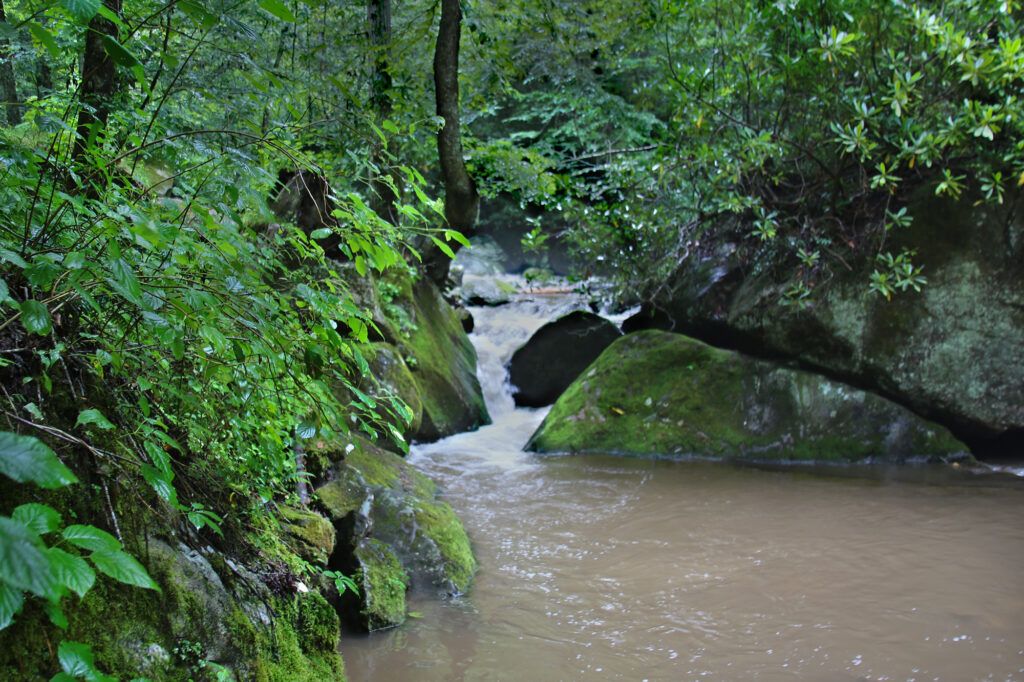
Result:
[341, 281, 1024, 681]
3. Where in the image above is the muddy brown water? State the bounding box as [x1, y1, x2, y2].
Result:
[340, 283, 1024, 681]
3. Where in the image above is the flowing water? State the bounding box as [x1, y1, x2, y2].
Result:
[341, 281, 1024, 681]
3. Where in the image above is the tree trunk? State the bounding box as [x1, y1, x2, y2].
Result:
[0, 0, 22, 125]
[73, 0, 122, 163]
[368, 0, 399, 225]
[427, 0, 479, 283]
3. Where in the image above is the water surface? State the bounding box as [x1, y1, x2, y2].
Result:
[341, 285, 1024, 681]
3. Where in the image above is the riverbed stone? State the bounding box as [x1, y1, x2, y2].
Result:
[528, 330, 968, 462]
[314, 436, 477, 630]
[509, 310, 623, 407]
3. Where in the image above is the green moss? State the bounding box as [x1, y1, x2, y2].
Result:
[279, 506, 336, 566]
[414, 498, 477, 593]
[246, 595, 345, 682]
[355, 539, 409, 631]
[529, 330, 967, 463]
[366, 342, 423, 438]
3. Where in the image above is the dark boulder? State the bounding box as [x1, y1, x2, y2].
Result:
[509, 310, 622, 407]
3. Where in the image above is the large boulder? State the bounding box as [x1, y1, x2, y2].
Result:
[528, 330, 968, 463]
[630, 191, 1024, 454]
[313, 437, 476, 631]
[509, 310, 622, 407]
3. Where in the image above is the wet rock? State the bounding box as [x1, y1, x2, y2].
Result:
[639, 190, 1024, 453]
[528, 330, 969, 463]
[509, 310, 623, 407]
[365, 342, 423, 439]
[459, 274, 516, 306]
[279, 506, 336, 567]
[313, 437, 476, 630]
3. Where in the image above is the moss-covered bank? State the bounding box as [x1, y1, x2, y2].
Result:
[313, 437, 476, 631]
[529, 330, 968, 463]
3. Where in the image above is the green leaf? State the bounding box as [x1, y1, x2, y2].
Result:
[20, 300, 52, 335]
[62, 525, 122, 553]
[0, 582, 24, 630]
[0, 432, 77, 489]
[90, 550, 159, 591]
[141, 464, 178, 506]
[45, 600, 68, 629]
[99, 35, 141, 68]
[258, 0, 296, 22]
[60, 0, 100, 22]
[27, 22, 60, 59]
[107, 258, 144, 307]
[0, 517, 57, 598]
[309, 228, 332, 240]
[58, 641, 103, 679]
[429, 236, 456, 259]
[47, 547, 96, 599]
[76, 409, 115, 431]
[12, 503, 61, 535]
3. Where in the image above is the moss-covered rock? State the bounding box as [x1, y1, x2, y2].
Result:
[354, 539, 408, 631]
[314, 437, 476, 630]
[279, 506, 336, 567]
[0, 537, 346, 681]
[528, 330, 968, 463]
[364, 342, 423, 438]
[637, 190, 1024, 453]
[384, 272, 490, 442]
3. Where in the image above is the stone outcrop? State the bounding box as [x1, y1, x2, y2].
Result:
[313, 437, 476, 631]
[528, 330, 968, 463]
[509, 311, 622, 407]
[626, 191, 1024, 455]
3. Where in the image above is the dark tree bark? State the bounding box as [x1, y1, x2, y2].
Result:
[426, 0, 479, 283]
[73, 0, 123, 163]
[368, 0, 399, 225]
[0, 0, 22, 125]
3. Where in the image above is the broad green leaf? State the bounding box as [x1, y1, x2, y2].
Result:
[0, 582, 24, 630]
[58, 641, 103, 679]
[60, 0, 100, 22]
[141, 464, 177, 505]
[178, 0, 219, 29]
[12, 503, 61, 535]
[44, 600, 68, 629]
[47, 547, 96, 599]
[19, 300, 52, 335]
[76, 409, 115, 430]
[62, 525, 122, 553]
[259, 0, 297, 22]
[309, 228, 332, 240]
[0, 278, 10, 305]
[99, 35, 141, 68]
[90, 550, 159, 590]
[444, 230, 471, 248]
[107, 258, 143, 307]
[26, 22, 60, 59]
[0, 517, 57, 598]
[0, 432, 77, 488]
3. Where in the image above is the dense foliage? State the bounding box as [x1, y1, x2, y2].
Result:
[1, 0, 1021, 676]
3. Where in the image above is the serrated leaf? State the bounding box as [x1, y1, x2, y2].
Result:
[0, 517, 57, 598]
[20, 300, 52, 335]
[62, 525, 122, 553]
[0, 432, 77, 489]
[90, 550, 159, 590]
[76, 408, 115, 430]
[0, 582, 24, 630]
[259, 0, 296, 22]
[60, 0, 100, 22]
[47, 547, 96, 599]
[12, 503, 61, 535]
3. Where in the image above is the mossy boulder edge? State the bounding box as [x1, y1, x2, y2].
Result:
[528, 330, 968, 463]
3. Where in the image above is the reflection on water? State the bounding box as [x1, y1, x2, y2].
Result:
[341, 287, 1024, 681]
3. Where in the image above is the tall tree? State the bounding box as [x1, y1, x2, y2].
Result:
[0, 0, 21, 125]
[368, 0, 399, 225]
[73, 0, 122, 164]
[427, 0, 478, 282]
